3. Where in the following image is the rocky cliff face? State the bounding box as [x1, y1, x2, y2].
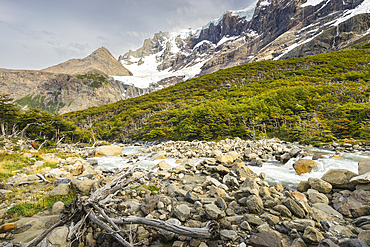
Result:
[0, 69, 127, 114]
[118, 0, 370, 77]
[43, 47, 132, 76]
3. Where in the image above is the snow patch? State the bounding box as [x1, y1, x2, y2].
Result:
[216, 36, 239, 47]
[301, 0, 325, 7]
[274, 31, 324, 60]
[231, 0, 258, 21]
[333, 0, 370, 26]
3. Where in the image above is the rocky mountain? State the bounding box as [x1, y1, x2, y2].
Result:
[117, 0, 370, 83]
[0, 47, 136, 114]
[42, 47, 132, 76]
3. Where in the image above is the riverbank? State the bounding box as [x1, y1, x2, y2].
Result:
[1, 139, 370, 246]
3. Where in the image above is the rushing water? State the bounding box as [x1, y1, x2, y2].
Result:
[90, 145, 370, 186]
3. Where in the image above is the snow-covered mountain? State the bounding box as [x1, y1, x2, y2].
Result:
[114, 0, 370, 95]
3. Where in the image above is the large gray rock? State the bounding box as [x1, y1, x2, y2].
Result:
[51, 201, 64, 215]
[332, 190, 370, 217]
[338, 239, 368, 247]
[204, 204, 223, 220]
[308, 178, 332, 194]
[350, 172, 370, 185]
[321, 169, 357, 190]
[312, 203, 343, 219]
[273, 205, 292, 218]
[283, 219, 315, 231]
[220, 229, 238, 241]
[358, 230, 370, 246]
[47, 226, 70, 246]
[307, 189, 329, 205]
[292, 238, 307, 247]
[49, 184, 70, 196]
[302, 226, 324, 243]
[71, 178, 96, 194]
[282, 197, 305, 218]
[249, 231, 283, 247]
[174, 204, 191, 221]
[359, 158, 370, 175]
[246, 195, 264, 214]
[95, 145, 122, 157]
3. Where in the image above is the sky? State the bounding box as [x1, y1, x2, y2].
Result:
[0, 0, 254, 70]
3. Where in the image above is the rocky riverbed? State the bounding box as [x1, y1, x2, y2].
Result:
[1, 139, 370, 247]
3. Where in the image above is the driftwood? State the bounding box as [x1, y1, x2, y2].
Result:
[3, 165, 220, 247]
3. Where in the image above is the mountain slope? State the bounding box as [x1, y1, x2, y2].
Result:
[63, 43, 370, 144]
[42, 47, 132, 76]
[116, 0, 370, 87]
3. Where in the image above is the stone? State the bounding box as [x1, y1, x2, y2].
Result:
[352, 205, 370, 218]
[173, 241, 186, 247]
[350, 172, 370, 185]
[332, 190, 370, 217]
[275, 183, 284, 192]
[47, 226, 69, 247]
[51, 201, 64, 215]
[302, 226, 324, 243]
[307, 189, 329, 204]
[280, 152, 291, 163]
[273, 205, 292, 218]
[291, 238, 307, 247]
[239, 221, 252, 231]
[125, 200, 141, 213]
[204, 158, 216, 165]
[308, 178, 332, 193]
[71, 178, 95, 194]
[297, 181, 310, 192]
[260, 213, 280, 226]
[249, 231, 283, 247]
[318, 239, 339, 247]
[291, 191, 307, 202]
[206, 164, 230, 175]
[174, 204, 191, 221]
[244, 214, 265, 226]
[220, 229, 238, 241]
[293, 159, 318, 175]
[223, 173, 239, 187]
[282, 197, 305, 218]
[216, 154, 234, 164]
[141, 195, 159, 215]
[156, 160, 172, 171]
[246, 195, 264, 214]
[359, 158, 370, 175]
[321, 169, 357, 190]
[186, 191, 200, 203]
[330, 225, 354, 238]
[0, 224, 16, 233]
[204, 204, 223, 219]
[136, 226, 150, 241]
[358, 230, 370, 246]
[237, 165, 258, 179]
[95, 145, 122, 157]
[181, 159, 195, 169]
[338, 239, 368, 247]
[151, 151, 166, 160]
[49, 184, 70, 196]
[283, 219, 315, 231]
[312, 203, 343, 219]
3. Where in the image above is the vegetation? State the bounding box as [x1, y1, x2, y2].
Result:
[76, 73, 109, 89]
[0, 94, 88, 144]
[5, 190, 77, 217]
[63, 43, 370, 145]
[15, 93, 66, 114]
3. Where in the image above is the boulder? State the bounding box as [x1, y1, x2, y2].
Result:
[71, 178, 96, 194]
[216, 154, 234, 164]
[173, 204, 191, 222]
[308, 178, 332, 194]
[307, 189, 329, 205]
[95, 145, 122, 157]
[350, 172, 370, 185]
[49, 184, 70, 196]
[246, 195, 264, 214]
[273, 205, 292, 218]
[47, 226, 69, 247]
[51, 201, 64, 215]
[338, 239, 368, 247]
[249, 231, 283, 247]
[312, 203, 343, 219]
[358, 230, 370, 246]
[321, 169, 357, 190]
[332, 190, 370, 217]
[292, 238, 307, 247]
[293, 159, 318, 175]
[359, 158, 370, 175]
[297, 181, 310, 192]
[282, 197, 306, 218]
[204, 204, 223, 220]
[302, 226, 324, 243]
[220, 229, 238, 241]
[283, 219, 315, 231]
[318, 239, 339, 247]
[156, 160, 172, 171]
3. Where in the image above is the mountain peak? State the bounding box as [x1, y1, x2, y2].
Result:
[42, 47, 132, 76]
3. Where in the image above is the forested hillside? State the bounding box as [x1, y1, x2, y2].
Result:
[63, 43, 370, 145]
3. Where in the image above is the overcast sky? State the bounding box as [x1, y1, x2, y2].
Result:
[0, 0, 254, 70]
